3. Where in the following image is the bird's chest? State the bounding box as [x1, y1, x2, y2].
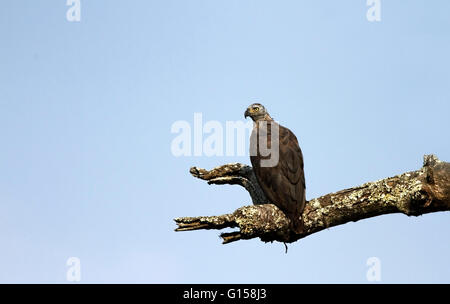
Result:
[250, 121, 272, 146]
[249, 121, 275, 163]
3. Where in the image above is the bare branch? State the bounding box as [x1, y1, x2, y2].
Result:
[176, 155, 450, 244]
[190, 163, 270, 205]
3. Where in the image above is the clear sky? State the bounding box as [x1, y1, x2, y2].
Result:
[0, 0, 449, 283]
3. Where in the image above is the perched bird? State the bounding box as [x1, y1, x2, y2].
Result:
[245, 103, 306, 234]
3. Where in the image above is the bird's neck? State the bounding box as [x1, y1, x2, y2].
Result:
[254, 114, 273, 123]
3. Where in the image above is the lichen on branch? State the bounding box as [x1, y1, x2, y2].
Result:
[175, 155, 450, 244]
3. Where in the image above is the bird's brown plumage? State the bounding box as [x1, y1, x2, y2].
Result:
[246, 104, 306, 234]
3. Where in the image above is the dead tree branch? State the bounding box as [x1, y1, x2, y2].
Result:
[175, 155, 450, 244]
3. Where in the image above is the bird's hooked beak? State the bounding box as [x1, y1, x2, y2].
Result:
[244, 108, 250, 119]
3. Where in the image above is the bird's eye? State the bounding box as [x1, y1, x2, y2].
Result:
[254, 107, 259, 112]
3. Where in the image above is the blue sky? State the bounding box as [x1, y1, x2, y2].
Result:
[0, 1, 449, 283]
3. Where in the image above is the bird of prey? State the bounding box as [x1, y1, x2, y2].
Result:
[245, 103, 306, 234]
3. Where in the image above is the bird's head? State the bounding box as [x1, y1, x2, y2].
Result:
[244, 103, 270, 121]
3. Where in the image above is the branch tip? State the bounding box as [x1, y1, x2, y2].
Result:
[423, 154, 441, 167]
